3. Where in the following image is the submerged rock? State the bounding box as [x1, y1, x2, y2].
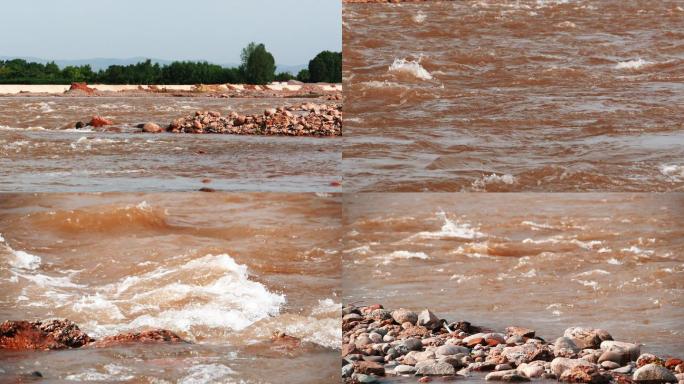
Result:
[88, 329, 185, 348]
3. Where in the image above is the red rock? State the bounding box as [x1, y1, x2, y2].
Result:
[506, 326, 535, 338]
[342, 343, 361, 357]
[354, 361, 385, 376]
[89, 116, 113, 127]
[467, 337, 485, 347]
[142, 122, 162, 133]
[0, 320, 91, 350]
[559, 365, 610, 383]
[69, 82, 95, 94]
[88, 329, 185, 348]
[665, 358, 683, 370]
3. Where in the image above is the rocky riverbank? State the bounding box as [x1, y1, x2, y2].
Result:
[342, 304, 683, 383]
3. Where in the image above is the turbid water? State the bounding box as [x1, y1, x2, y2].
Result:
[0, 97, 341, 192]
[0, 193, 341, 383]
[343, 0, 684, 192]
[342, 192, 684, 369]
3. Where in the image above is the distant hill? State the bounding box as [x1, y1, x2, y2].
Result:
[0, 56, 307, 74]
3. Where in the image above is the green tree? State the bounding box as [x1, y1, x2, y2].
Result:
[296, 69, 310, 83]
[308, 51, 342, 83]
[274, 72, 294, 82]
[240, 42, 276, 85]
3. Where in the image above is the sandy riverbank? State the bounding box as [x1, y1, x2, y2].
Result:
[0, 82, 342, 97]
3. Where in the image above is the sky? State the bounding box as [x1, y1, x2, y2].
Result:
[0, 0, 341, 65]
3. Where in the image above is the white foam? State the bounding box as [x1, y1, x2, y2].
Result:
[65, 364, 134, 382]
[471, 173, 517, 190]
[574, 269, 610, 277]
[413, 11, 427, 23]
[311, 298, 341, 316]
[570, 239, 603, 250]
[449, 274, 475, 284]
[521, 221, 555, 230]
[621, 246, 654, 256]
[379, 250, 429, 265]
[73, 294, 125, 321]
[1, 234, 42, 270]
[415, 212, 485, 240]
[178, 364, 234, 384]
[388, 58, 433, 80]
[84, 254, 286, 339]
[615, 58, 653, 70]
[573, 279, 600, 290]
[10, 250, 42, 270]
[659, 164, 684, 181]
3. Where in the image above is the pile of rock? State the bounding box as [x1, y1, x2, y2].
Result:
[66, 82, 96, 95]
[342, 304, 683, 384]
[166, 103, 342, 136]
[0, 319, 185, 350]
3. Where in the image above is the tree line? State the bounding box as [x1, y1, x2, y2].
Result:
[0, 43, 341, 85]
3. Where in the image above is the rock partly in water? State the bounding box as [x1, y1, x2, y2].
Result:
[0, 319, 92, 350]
[88, 115, 113, 127]
[141, 122, 163, 133]
[88, 329, 186, 348]
[632, 363, 677, 383]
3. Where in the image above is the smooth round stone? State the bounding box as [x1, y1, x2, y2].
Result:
[368, 332, 383, 343]
[394, 365, 417, 375]
[601, 361, 621, 370]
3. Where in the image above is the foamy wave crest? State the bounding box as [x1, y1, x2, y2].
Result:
[615, 58, 653, 70]
[378, 250, 429, 265]
[1, 233, 42, 270]
[389, 58, 433, 80]
[413, 11, 427, 23]
[79, 254, 286, 340]
[472, 173, 517, 190]
[249, 298, 341, 349]
[659, 164, 684, 181]
[70, 136, 126, 151]
[414, 212, 485, 240]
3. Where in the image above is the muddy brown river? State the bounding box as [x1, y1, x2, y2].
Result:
[343, 0, 684, 192]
